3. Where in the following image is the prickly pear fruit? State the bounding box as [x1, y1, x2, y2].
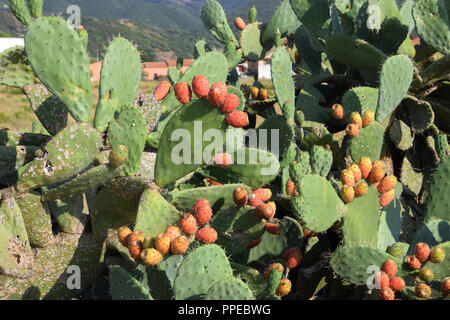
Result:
[220, 94, 240, 113]
[406, 255, 421, 270]
[109, 144, 129, 168]
[346, 124, 360, 137]
[368, 160, 386, 184]
[251, 87, 259, 100]
[128, 230, 144, 245]
[118, 226, 132, 246]
[252, 188, 272, 202]
[208, 82, 227, 107]
[276, 279, 292, 297]
[286, 178, 299, 197]
[225, 111, 249, 128]
[341, 186, 355, 204]
[249, 196, 264, 208]
[341, 169, 355, 187]
[140, 248, 163, 266]
[265, 223, 279, 235]
[282, 247, 302, 269]
[259, 88, 268, 101]
[379, 288, 395, 300]
[375, 271, 390, 289]
[358, 157, 373, 179]
[347, 163, 362, 183]
[379, 189, 395, 207]
[381, 259, 398, 277]
[155, 233, 171, 255]
[211, 152, 233, 167]
[143, 236, 154, 249]
[164, 226, 181, 242]
[234, 17, 246, 30]
[331, 104, 344, 120]
[388, 243, 404, 258]
[350, 112, 362, 128]
[179, 213, 197, 236]
[414, 242, 431, 263]
[171, 235, 189, 255]
[419, 268, 434, 282]
[174, 82, 192, 104]
[303, 229, 315, 238]
[442, 278, 450, 298]
[233, 187, 248, 207]
[267, 202, 276, 217]
[429, 247, 445, 263]
[415, 283, 431, 299]
[191, 198, 211, 214]
[354, 181, 369, 197]
[154, 80, 171, 101]
[255, 203, 274, 220]
[194, 205, 212, 226]
[295, 111, 305, 126]
[128, 239, 143, 261]
[377, 175, 397, 194]
[247, 237, 262, 249]
[389, 276, 405, 292]
[196, 227, 218, 244]
[192, 75, 210, 99]
[248, 6, 257, 23]
[264, 263, 284, 280]
[362, 110, 375, 127]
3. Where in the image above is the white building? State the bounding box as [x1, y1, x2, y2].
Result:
[0, 38, 25, 53]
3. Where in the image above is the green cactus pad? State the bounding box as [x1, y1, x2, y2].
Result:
[16, 191, 53, 247]
[200, 0, 238, 45]
[262, 0, 301, 45]
[267, 269, 283, 296]
[108, 105, 147, 176]
[0, 129, 50, 147]
[230, 262, 267, 299]
[94, 37, 142, 132]
[91, 176, 148, 241]
[292, 175, 346, 232]
[169, 184, 252, 213]
[168, 67, 180, 84]
[135, 188, 180, 237]
[0, 145, 37, 177]
[257, 115, 295, 163]
[9, 0, 31, 25]
[198, 148, 280, 189]
[349, 121, 385, 163]
[43, 164, 124, 201]
[390, 119, 414, 151]
[109, 265, 153, 300]
[0, 46, 35, 88]
[25, 17, 92, 122]
[210, 206, 266, 263]
[294, 27, 323, 74]
[376, 55, 414, 122]
[271, 46, 295, 120]
[0, 195, 34, 278]
[343, 186, 380, 247]
[330, 245, 408, 285]
[147, 109, 178, 149]
[174, 244, 233, 300]
[295, 85, 328, 123]
[406, 219, 450, 256]
[310, 145, 332, 177]
[379, 18, 409, 56]
[240, 23, 264, 61]
[22, 84, 68, 136]
[47, 194, 89, 234]
[400, 151, 423, 195]
[424, 156, 450, 221]
[413, 0, 450, 54]
[289, 152, 310, 187]
[17, 123, 102, 193]
[402, 96, 435, 134]
[205, 277, 254, 300]
[247, 217, 303, 265]
[155, 99, 227, 187]
[377, 198, 402, 251]
[400, 0, 416, 34]
[341, 87, 379, 123]
[326, 35, 386, 73]
[290, 0, 331, 38]
[27, 0, 43, 18]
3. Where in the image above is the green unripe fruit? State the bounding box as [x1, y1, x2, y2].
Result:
[248, 6, 257, 23]
[419, 268, 434, 282]
[388, 242, 404, 258]
[274, 29, 281, 48]
[295, 110, 305, 127]
[27, 0, 43, 18]
[109, 145, 129, 168]
[429, 247, 445, 263]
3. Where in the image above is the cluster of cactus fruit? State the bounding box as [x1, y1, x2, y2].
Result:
[0, 0, 449, 300]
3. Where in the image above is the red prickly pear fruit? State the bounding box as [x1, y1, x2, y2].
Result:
[128, 230, 144, 245]
[118, 226, 132, 246]
[379, 288, 395, 300]
[358, 157, 373, 179]
[171, 235, 189, 255]
[347, 163, 362, 183]
[381, 259, 398, 277]
[264, 263, 284, 280]
[368, 160, 386, 184]
[194, 205, 212, 226]
[267, 202, 276, 218]
[429, 246, 445, 263]
[234, 17, 246, 30]
[265, 223, 279, 235]
[414, 242, 431, 263]
[233, 187, 248, 207]
[196, 227, 218, 244]
[252, 188, 272, 202]
[406, 255, 421, 270]
[341, 186, 355, 204]
[128, 239, 143, 261]
[303, 228, 315, 238]
[259, 88, 268, 101]
[379, 189, 395, 207]
[140, 248, 163, 266]
[441, 278, 450, 298]
[331, 104, 344, 120]
[211, 152, 233, 167]
[362, 110, 375, 127]
[247, 237, 262, 249]
[354, 181, 369, 197]
[346, 123, 360, 137]
[249, 196, 264, 208]
[251, 86, 259, 99]
[174, 82, 192, 104]
[350, 112, 362, 129]
[341, 169, 355, 187]
[286, 178, 299, 197]
[255, 203, 274, 220]
[377, 175, 398, 193]
[276, 279, 292, 297]
[208, 82, 227, 106]
[389, 277, 405, 292]
[164, 226, 181, 242]
[154, 80, 171, 101]
[179, 213, 197, 236]
[191, 198, 211, 214]
[415, 283, 432, 299]
[282, 247, 302, 269]
[375, 271, 390, 289]
[192, 75, 210, 99]
[154, 233, 171, 255]
[419, 268, 434, 282]
[205, 178, 223, 186]
[220, 93, 240, 113]
[225, 111, 249, 128]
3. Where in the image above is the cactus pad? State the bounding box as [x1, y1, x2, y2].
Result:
[349, 121, 385, 163]
[271, 46, 295, 120]
[424, 156, 450, 221]
[205, 278, 254, 300]
[109, 265, 153, 300]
